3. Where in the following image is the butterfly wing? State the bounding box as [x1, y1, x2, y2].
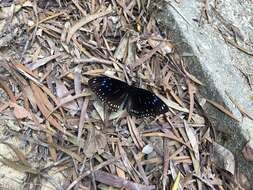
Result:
[88, 76, 130, 111]
[128, 87, 168, 117]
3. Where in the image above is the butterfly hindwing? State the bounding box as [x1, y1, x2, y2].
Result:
[88, 76, 130, 111]
[128, 87, 168, 117]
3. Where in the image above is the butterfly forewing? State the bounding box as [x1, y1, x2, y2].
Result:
[128, 87, 168, 117]
[88, 76, 130, 111]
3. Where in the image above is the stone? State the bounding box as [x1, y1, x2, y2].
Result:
[156, 0, 253, 186]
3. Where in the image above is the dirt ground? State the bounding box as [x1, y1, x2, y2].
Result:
[0, 0, 250, 189]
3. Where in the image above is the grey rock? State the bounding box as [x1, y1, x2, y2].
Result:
[156, 0, 253, 186]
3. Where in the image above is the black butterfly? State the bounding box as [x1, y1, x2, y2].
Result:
[88, 76, 169, 117]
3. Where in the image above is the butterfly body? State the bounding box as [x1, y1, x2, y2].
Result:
[88, 76, 168, 117]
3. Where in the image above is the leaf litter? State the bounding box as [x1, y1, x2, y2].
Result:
[0, 0, 243, 189]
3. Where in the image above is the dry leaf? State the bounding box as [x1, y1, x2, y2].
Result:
[184, 120, 199, 160]
[213, 142, 235, 175]
[206, 98, 239, 121]
[10, 103, 32, 120]
[55, 80, 79, 116]
[171, 172, 181, 190]
[66, 5, 113, 43]
[83, 127, 107, 158]
[156, 94, 189, 113]
[27, 54, 61, 70]
[187, 79, 196, 122]
[114, 34, 129, 60]
[127, 116, 145, 149]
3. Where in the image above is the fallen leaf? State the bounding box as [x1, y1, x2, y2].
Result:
[171, 172, 181, 190]
[83, 127, 107, 158]
[156, 94, 189, 113]
[213, 142, 235, 175]
[27, 54, 61, 70]
[184, 120, 199, 160]
[206, 98, 239, 122]
[55, 80, 79, 116]
[10, 103, 32, 120]
[66, 5, 113, 43]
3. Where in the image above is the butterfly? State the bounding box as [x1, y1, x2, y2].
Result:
[88, 76, 169, 117]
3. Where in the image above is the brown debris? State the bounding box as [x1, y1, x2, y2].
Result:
[94, 170, 155, 190]
[0, 0, 240, 189]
